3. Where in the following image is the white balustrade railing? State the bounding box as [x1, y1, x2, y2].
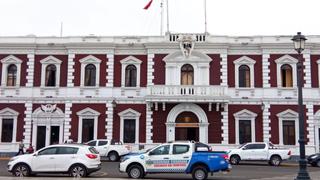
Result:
[148, 85, 226, 96]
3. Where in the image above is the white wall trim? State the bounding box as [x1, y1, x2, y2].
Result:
[40, 56, 62, 87]
[262, 53, 271, 88]
[0, 108, 19, 143]
[233, 56, 256, 88]
[1, 55, 23, 87]
[120, 56, 142, 87]
[317, 59, 320, 87]
[79, 55, 101, 87]
[275, 55, 298, 88]
[315, 110, 320, 153]
[118, 108, 141, 144]
[106, 54, 114, 87]
[233, 109, 257, 144]
[277, 109, 299, 145]
[67, 54, 75, 87]
[76, 107, 100, 143]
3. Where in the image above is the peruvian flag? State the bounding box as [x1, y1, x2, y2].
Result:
[143, 0, 153, 10]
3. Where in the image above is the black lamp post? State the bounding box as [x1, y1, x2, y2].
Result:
[292, 32, 310, 180]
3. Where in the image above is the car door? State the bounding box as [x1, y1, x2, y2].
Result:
[54, 147, 79, 171]
[240, 144, 256, 160]
[170, 144, 192, 172]
[253, 144, 268, 160]
[31, 147, 58, 172]
[145, 144, 171, 173]
[95, 140, 109, 156]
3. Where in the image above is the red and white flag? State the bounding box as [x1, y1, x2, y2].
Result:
[143, 0, 153, 10]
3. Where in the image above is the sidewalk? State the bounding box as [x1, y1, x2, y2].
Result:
[252, 170, 320, 180]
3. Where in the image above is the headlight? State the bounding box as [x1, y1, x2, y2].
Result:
[120, 156, 129, 162]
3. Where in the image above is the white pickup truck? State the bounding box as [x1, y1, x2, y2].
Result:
[228, 142, 291, 166]
[86, 139, 131, 161]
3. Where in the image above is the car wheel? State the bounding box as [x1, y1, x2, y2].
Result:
[269, 155, 282, 166]
[127, 165, 144, 179]
[317, 160, 320, 167]
[13, 164, 30, 177]
[192, 166, 208, 180]
[69, 164, 87, 177]
[230, 155, 240, 165]
[108, 151, 119, 162]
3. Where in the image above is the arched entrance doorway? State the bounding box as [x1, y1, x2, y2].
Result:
[175, 112, 199, 141]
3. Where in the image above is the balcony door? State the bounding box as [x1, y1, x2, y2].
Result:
[181, 64, 194, 85]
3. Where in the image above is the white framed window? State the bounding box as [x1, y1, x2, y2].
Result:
[233, 109, 257, 144]
[277, 109, 299, 145]
[118, 108, 141, 144]
[275, 55, 298, 88]
[234, 56, 256, 88]
[76, 108, 100, 143]
[1, 55, 22, 87]
[317, 59, 320, 87]
[40, 56, 62, 87]
[80, 55, 101, 87]
[0, 108, 18, 143]
[120, 56, 142, 88]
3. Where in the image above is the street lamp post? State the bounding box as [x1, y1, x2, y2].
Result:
[292, 32, 311, 180]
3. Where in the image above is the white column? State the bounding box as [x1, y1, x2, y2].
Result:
[105, 102, 114, 138]
[67, 54, 75, 87]
[220, 54, 228, 86]
[147, 53, 155, 85]
[262, 103, 271, 142]
[26, 54, 35, 87]
[146, 102, 153, 144]
[106, 54, 114, 87]
[303, 51, 311, 88]
[262, 53, 271, 88]
[22, 102, 33, 144]
[306, 103, 315, 146]
[221, 103, 229, 144]
[64, 101, 72, 141]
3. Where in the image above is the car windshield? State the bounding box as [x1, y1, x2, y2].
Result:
[238, 143, 247, 149]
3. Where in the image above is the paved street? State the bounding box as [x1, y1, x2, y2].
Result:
[0, 160, 319, 179]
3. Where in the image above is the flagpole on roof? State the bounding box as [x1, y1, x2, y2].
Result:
[166, 0, 170, 34]
[160, 0, 164, 35]
[204, 0, 207, 34]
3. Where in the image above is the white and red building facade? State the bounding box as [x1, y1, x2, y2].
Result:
[0, 34, 320, 155]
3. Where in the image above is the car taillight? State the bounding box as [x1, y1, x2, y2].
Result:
[288, 151, 291, 156]
[221, 154, 229, 160]
[86, 154, 97, 159]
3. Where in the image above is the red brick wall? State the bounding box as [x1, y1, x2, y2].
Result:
[208, 54, 222, 85]
[153, 54, 167, 85]
[311, 55, 320, 88]
[0, 54, 28, 86]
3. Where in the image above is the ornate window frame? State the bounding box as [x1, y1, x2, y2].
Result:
[76, 108, 100, 143]
[233, 109, 257, 144]
[277, 109, 299, 145]
[275, 55, 298, 88]
[40, 56, 62, 87]
[118, 108, 141, 144]
[0, 108, 18, 143]
[120, 56, 142, 88]
[79, 55, 101, 87]
[234, 56, 256, 88]
[1, 55, 22, 87]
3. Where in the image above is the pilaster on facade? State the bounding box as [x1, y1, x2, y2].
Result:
[303, 51, 311, 88]
[306, 103, 314, 145]
[262, 54, 271, 88]
[105, 102, 114, 138]
[26, 54, 35, 87]
[221, 103, 229, 144]
[67, 54, 75, 87]
[22, 102, 33, 144]
[220, 54, 228, 86]
[106, 54, 114, 87]
[146, 102, 153, 144]
[147, 54, 155, 85]
[64, 102, 72, 141]
[262, 103, 271, 142]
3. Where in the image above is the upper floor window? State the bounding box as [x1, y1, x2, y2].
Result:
[1, 55, 22, 87]
[281, 64, 293, 87]
[239, 65, 250, 87]
[45, 64, 56, 86]
[85, 64, 96, 86]
[125, 65, 137, 87]
[79, 55, 101, 87]
[275, 55, 298, 88]
[233, 56, 256, 88]
[120, 56, 142, 88]
[40, 56, 62, 87]
[7, 64, 17, 86]
[181, 64, 194, 85]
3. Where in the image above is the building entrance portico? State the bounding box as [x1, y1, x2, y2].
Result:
[166, 103, 208, 143]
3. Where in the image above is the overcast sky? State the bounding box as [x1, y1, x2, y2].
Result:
[0, 0, 319, 37]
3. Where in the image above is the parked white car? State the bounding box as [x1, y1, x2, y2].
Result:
[86, 139, 131, 161]
[8, 144, 101, 177]
[228, 142, 291, 166]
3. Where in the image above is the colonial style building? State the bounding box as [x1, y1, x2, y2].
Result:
[0, 34, 320, 155]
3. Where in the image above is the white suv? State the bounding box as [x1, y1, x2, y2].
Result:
[86, 139, 131, 161]
[8, 144, 101, 177]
